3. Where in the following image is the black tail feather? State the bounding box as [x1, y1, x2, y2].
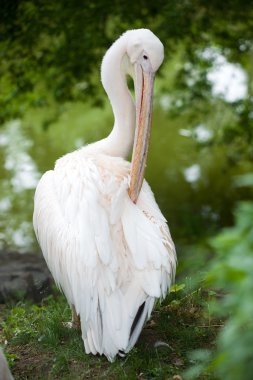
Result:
[130, 301, 145, 339]
[118, 301, 146, 357]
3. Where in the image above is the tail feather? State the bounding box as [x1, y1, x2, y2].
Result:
[82, 294, 155, 361]
[130, 301, 145, 338]
[118, 298, 154, 358]
[126, 297, 155, 353]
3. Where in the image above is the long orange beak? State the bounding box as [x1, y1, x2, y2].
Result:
[128, 63, 155, 204]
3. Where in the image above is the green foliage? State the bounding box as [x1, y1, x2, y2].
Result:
[4, 351, 19, 369]
[185, 195, 253, 380]
[170, 283, 186, 293]
[208, 201, 253, 380]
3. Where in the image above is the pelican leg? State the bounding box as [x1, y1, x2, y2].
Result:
[63, 305, 81, 329]
[71, 305, 81, 329]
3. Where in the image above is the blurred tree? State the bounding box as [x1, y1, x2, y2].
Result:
[1, 0, 253, 122]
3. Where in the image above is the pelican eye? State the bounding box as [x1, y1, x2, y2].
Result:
[143, 55, 148, 60]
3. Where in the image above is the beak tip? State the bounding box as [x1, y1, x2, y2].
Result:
[128, 189, 137, 204]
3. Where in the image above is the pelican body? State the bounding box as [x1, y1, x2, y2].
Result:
[33, 29, 176, 361]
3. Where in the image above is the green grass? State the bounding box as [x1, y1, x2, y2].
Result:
[0, 285, 220, 380]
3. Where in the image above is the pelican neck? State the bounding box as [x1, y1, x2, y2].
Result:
[93, 36, 135, 159]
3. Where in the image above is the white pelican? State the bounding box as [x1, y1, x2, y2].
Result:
[33, 29, 176, 361]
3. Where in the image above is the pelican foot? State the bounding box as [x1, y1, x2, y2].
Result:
[63, 320, 80, 330]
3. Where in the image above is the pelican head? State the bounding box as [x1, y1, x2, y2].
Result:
[126, 29, 164, 73]
[125, 29, 164, 203]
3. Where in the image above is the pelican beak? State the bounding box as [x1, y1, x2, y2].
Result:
[128, 63, 155, 204]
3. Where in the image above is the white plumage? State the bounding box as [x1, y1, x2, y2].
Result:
[33, 29, 176, 361]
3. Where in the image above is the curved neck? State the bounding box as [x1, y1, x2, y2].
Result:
[94, 36, 135, 158]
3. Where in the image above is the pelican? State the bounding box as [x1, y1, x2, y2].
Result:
[33, 29, 176, 361]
